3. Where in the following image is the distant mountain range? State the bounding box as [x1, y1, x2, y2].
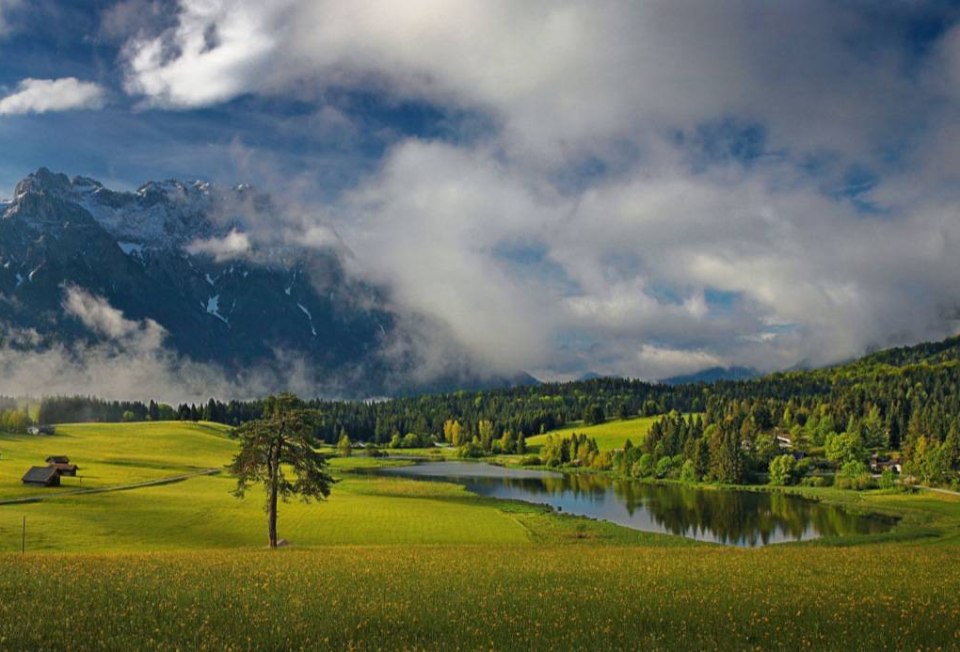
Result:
[661, 366, 760, 385]
[0, 168, 526, 396]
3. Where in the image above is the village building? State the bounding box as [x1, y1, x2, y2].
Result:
[775, 434, 793, 450]
[45, 455, 70, 465]
[870, 453, 902, 474]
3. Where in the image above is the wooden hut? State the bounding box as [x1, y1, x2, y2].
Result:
[52, 463, 78, 476]
[45, 455, 70, 465]
[21, 466, 61, 487]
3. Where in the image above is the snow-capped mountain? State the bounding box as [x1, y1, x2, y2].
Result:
[0, 168, 421, 396]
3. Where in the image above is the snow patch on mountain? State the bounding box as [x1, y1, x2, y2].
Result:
[297, 303, 317, 337]
[118, 241, 145, 257]
[205, 295, 230, 327]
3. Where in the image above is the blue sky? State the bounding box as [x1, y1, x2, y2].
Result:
[2, 0, 960, 381]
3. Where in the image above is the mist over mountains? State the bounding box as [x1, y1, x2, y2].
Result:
[0, 168, 526, 401]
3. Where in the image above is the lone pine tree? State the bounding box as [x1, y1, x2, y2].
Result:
[228, 394, 335, 548]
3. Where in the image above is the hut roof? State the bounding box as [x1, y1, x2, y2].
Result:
[22, 466, 59, 484]
[45, 455, 70, 464]
[52, 463, 78, 472]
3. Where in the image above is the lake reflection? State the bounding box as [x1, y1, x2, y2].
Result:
[376, 461, 893, 546]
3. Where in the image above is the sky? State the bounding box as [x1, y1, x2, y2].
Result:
[1, 0, 960, 383]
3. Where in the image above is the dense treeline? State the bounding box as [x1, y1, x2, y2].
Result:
[37, 396, 177, 424]
[634, 354, 960, 488]
[28, 336, 960, 486]
[0, 395, 32, 433]
[35, 377, 710, 443]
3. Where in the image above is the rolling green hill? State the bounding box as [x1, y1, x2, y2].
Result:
[0, 422, 644, 553]
[526, 416, 660, 452]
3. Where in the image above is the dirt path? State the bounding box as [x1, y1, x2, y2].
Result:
[920, 485, 960, 497]
[0, 468, 221, 506]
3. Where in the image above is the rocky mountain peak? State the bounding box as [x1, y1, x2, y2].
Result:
[13, 167, 76, 200]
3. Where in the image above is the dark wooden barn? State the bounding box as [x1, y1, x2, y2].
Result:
[45, 456, 70, 465]
[21, 466, 61, 487]
[51, 463, 78, 476]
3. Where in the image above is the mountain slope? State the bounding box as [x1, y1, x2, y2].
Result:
[661, 366, 759, 385]
[0, 168, 515, 396]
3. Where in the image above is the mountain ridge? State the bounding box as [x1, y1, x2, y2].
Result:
[0, 168, 527, 398]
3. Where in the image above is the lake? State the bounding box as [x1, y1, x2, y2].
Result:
[376, 461, 894, 546]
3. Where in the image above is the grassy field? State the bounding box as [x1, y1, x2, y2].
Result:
[526, 415, 660, 452]
[1, 545, 958, 649]
[0, 421, 235, 501]
[0, 423, 676, 552]
[1, 421, 960, 649]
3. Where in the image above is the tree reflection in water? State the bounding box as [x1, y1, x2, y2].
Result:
[379, 462, 893, 546]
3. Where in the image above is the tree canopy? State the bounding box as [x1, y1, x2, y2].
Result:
[228, 394, 335, 548]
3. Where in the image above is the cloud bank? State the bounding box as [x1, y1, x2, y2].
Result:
[0, 286, 322, 404]
[185, 228, 252, 262]
[0, 77, 106, 115]
[0, 0, 954, 391]
[105, 0, 960, 381]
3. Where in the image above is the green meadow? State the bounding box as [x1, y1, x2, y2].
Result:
[527, 415, 660, 452]
[0, 421, 959, 649]
[0, 422, 675, 553]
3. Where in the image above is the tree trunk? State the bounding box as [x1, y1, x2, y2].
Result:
[268, 477, 279, 548]
[267, 441, 279, 548]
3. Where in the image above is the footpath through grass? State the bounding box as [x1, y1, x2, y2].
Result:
[1, 544, 958, 650]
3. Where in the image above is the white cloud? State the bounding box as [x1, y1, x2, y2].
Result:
[112, 2, 960, 379]
[0, 78, 106, 115]
[185, 228, 251, 261]
[0, 0, 20, 38]
[122, 0, 293, 108]
[343, 140, 559, 372]
[63, 285, 166, 349]
[120, 1, 920, 161]
[0, 286, 324, 403]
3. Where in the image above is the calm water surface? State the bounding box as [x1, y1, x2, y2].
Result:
[377, 461, 893, 546]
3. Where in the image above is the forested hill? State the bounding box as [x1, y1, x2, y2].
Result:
[852, 335, 960, 369]
[32, 333, 960, 447]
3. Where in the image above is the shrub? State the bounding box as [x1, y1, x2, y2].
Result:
[456, 442, 485, 459]
[768, 455, 797, 486]
[834, 460, 874, 490]
[590, 452, 613, 471]
[519, 455, 543, 466]
[631, 453, 654, 478]
[878, 469, 896, 490]
[679, 459, 697, 483]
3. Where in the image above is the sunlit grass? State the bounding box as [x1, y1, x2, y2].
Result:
[527, 416, 662, 452]
[1, 421, 960, 648]
[1, 545, 958, 650]
[0, 421, 235, 500]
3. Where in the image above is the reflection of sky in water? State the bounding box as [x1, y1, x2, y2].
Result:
[378, 462, 893, 547]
